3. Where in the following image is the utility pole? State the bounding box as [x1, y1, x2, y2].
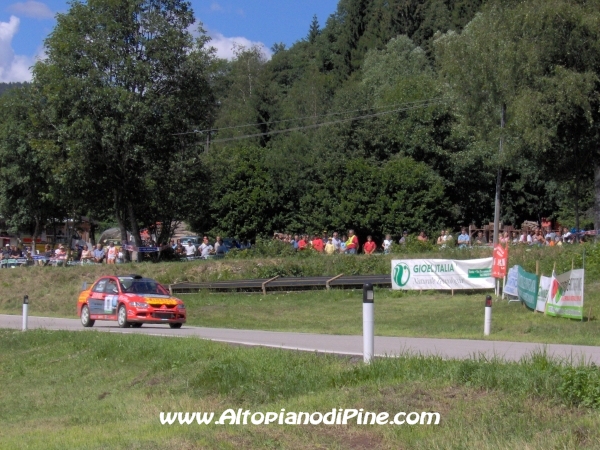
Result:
[493, 104, 506, 245]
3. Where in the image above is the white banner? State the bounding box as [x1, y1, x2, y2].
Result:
[546, 269, 585, 320]
[504, 265, 519, 297]
[391, 258, 494, 290]
[536, 275, 551, 313]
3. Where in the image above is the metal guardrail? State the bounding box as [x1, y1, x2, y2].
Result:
[169, 274, 391, 294]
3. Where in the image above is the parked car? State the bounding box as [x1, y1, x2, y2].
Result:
[77, 274, 186, 329]
[177, 236, 201, 246]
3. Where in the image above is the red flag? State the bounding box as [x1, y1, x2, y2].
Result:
[492, 245, 508, 278]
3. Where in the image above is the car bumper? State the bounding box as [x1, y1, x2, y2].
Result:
[127, 308, 186, 323]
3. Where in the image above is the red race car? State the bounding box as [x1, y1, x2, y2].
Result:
[77, 274, 186, 329]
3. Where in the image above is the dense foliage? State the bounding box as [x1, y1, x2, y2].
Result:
[0, 0, 599, 243]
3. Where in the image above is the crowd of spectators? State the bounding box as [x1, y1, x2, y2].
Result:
[169, 236, 250, 259]
[1, 222, 595, 267]
[272, 230, 397, 255]
[270, 224, 594, 255]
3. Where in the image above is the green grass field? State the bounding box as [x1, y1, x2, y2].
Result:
[2, 329, 600, 449]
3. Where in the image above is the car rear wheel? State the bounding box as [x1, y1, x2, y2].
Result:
[169, 323, 182, 329]
[131, 323, 142, 328]
[81, 305, 94, 328]
[117, 305, 130, 328]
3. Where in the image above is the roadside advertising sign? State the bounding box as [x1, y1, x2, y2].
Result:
[391, 258, 494, 290]
[517, 266, 538, 310]
[504, 265, 519, 297]
[545, 269, 584, 320]
[536, 275, 551, 313]
[492, 245, 508, 278]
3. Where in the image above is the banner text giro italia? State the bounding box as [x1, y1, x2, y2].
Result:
[160, 409, 441, 426]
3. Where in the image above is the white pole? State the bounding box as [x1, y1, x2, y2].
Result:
[502, 276, 506, 300]
[484, 295, 492, 336]
[362, 283, 374, 363]
[22, 295, 29, 331]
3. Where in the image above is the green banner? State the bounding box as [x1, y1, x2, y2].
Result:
[517, 266, 538, 310]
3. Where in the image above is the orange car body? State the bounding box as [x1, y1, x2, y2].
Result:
[77, 275, 186, 327]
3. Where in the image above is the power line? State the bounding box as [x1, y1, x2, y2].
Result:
[208, 99, 447, 144]
[173, 97, 448, 137]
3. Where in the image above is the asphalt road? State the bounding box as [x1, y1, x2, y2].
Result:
[2, 314, 600, 363]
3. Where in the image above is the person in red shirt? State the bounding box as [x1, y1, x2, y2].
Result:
[363, 235, 376, 254]
[298, 235, 307, 250]
[312, 236, 324, 252]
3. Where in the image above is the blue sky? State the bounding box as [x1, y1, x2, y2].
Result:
[0, 0, 339, 82]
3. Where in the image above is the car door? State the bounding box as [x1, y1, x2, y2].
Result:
[103, 278, 120, 316]
[88, 278, 108, 317]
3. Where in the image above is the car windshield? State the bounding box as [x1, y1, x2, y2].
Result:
[118, 278, 169, 295]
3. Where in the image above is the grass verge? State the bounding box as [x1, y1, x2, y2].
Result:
[2, 329, 600, 449]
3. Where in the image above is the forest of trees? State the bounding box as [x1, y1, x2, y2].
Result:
[0, 0, 599, 247]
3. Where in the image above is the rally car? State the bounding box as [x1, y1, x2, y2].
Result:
[77, 274, 186, 328]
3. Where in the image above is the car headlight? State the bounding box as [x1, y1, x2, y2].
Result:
[177, 304, 185, 309]
[130, 302, 149, 308]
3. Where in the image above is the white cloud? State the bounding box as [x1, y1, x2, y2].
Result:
[208, 31, 271, 60]
[0, 16, 34, 82]
[7, 1, 54, 19]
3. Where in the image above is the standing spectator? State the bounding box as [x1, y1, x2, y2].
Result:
[399, 231, 408, 245]
[38, 244, 52, 265]
[54, 245, 66, 258]
[199, 236, 213, 258]
[340, 235, 347, 253]
[10, 245, 23, 257]
[436, 230, 446, 245]
[332, 232, 341, 252]
[184, 240, 196, 257]
[519, 230, 528, 244]
[106, 242, 118, 264]
[298, 235, 307, 251]
[345, 230, 359, 254]
[457, 228, 470, 248]
[363, 236, 376, 254]
[292, 234, 300, 250]
[534, 229, 544, 246]
[324, 237, 335, 255]
[474, 231, 487, 246]
[417, 231, 428, 242]
[383, 234, 392, 254]
[214, 236, 226, 255]
[93, 244, 105, 263]
[562, 227, 572, 243]
[312, 235, 324, 252]
[81, 245, 92, 263]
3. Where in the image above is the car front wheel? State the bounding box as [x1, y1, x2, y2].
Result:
[81, 305, 95, 328]
[169, 323, 182, 329]
[117, 305, 130, 328]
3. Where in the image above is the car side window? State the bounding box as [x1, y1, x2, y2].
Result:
[92, 279, 107, 293]
[104, 279, 119, 294]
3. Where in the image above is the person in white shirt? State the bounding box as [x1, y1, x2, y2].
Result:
[184, 241, 196, 257]
[331, 232, 341, 252]
[199, 237, 213, 258]
[383, 234, 392, 254]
